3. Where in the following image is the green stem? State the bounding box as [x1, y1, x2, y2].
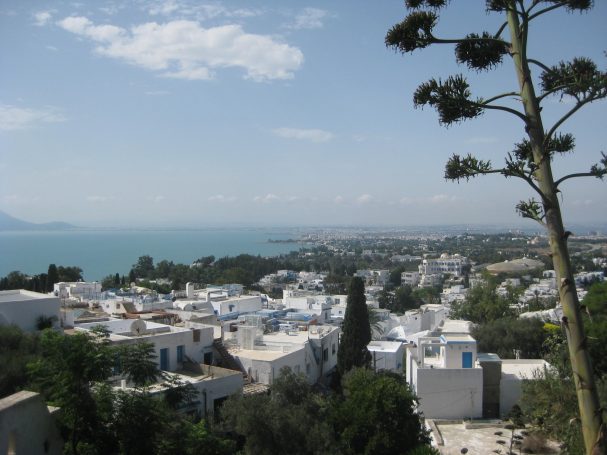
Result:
[506, 3, 604, 454]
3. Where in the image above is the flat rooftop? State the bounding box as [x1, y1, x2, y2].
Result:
[0, 289, 53, 303]
[433, 420, 560, 454]
[501, 359, 549, 379]
[368, 341, 403, 353]
[76, 318, 191, 340]
[440, 334, 476, 343]
[440, 319, 474, 334]
[231, 348, 293, 362]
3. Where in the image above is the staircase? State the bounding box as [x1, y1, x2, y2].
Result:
[212, 339, 250, 383]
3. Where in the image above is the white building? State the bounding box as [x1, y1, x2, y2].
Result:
[477, 353, 551, 417]
[418, 273, 443, 288]
[355, 269, 390, 286]
[76, 319, 215, 371]
[116, 364, 243, 419]
[0, 290, 61, 331]
[226, 325, 340, 385]
[401, 271, 420, 287]
[419, 254, 470, 277]
[53, 281, 101, 300]
[406, 333, 483, 419]
[367, 341, 405, 373]
[385, 304, 447, 343]
[440, 285, 468, 305]
[211, 295, 261, 317]
[406, 329, 549, 420]
[282, 293, 333, 323]
[0, 391, 63, 455]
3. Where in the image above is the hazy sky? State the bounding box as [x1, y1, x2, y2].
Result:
[1, 1, 606, 228]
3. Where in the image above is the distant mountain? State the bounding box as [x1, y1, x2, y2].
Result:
[0, 210, 77, 231]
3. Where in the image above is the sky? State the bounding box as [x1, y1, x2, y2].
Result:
[1, 0, 606, 228]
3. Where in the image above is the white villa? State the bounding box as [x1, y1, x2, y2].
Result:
[0, 289, 61, 331]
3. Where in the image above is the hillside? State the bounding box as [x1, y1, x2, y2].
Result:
[0, 210, 76, 231]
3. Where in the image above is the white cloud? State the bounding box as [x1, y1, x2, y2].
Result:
[145, 1, 262, 20]
[272, 127, 334, 142]
[33, 10, 53, 26]
[45, 45, 59, 51]
[400, 194, 458, 205]
[99, 4, 124, 16]
[148, 0, 181, 16]
[356, 194, 373, 204]
[86, 195, 114, 202]
[430, 194, 457, 204]
[208, 194, 237, 202]
[58, 16, 303, 81]
[144, 90, 171, 95]
[253, 193, 280, 203]
[333, 195, 344, 204]
[149, 195, 166, 202]
[287, 8, 329, 30]
[0, 104, 66, 131]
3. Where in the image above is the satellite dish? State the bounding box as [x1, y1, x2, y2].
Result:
[130, 319, 147, 336]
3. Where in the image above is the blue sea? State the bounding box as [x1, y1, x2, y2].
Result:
[0, 229, 301, 281]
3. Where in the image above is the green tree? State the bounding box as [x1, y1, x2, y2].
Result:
[472, 317, 547, 359]
[47, 263, 59, 291]
[386, 3, 606, 452]
[582, 282, 607, 377]
[118, 341, 161, 388]
[57, 266, 83, 282]
[333, 368, 430, 455]
[337, 277, 371, 376]
[521, 329, 607, 454]
[0, 325, 40, 398]
[28, 330, 114, 454]
[450, 280, 515, 324]
[388, 266, 405, 288]
[220, 367, 336, 455]
[132, 255, 155, 279]
[101, 274, 117, 291]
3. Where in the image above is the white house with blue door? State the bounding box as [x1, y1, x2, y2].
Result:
[75, 319, 215, 372]
[406, 332, 483, 419]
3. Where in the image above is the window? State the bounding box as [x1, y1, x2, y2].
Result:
[332, 343, 336, 355]
[177, 345, 184, 363]
[323, 348, 328, 362]
[193, 329, 200, 342]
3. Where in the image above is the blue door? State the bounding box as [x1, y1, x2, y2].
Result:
[160, 348, 169, 370]
[462, 352, 473, 368]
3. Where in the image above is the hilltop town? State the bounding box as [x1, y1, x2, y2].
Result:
[2, 230, 606, 453]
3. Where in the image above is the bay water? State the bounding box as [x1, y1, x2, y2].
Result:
[0, 229, 300, 281]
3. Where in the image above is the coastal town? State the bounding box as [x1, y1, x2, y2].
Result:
[2, 0, 606, 453]
[2, 230, 606, 453]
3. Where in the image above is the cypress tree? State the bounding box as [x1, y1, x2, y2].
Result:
[337, 277, 371, 376]
[47, 264, 59, 292]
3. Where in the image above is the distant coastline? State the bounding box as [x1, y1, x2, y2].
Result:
[0, 210, 77, 231]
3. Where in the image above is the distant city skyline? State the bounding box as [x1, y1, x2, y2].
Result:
[1, 1, 606, 228]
